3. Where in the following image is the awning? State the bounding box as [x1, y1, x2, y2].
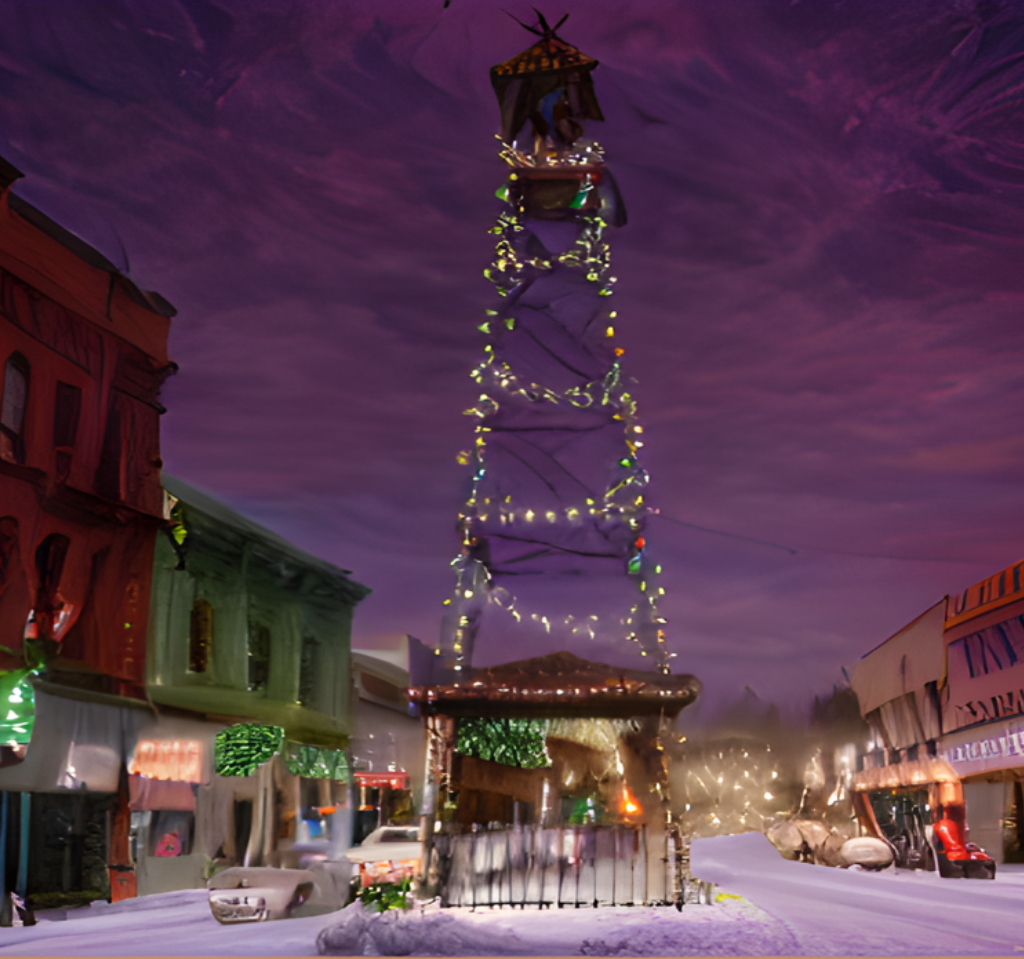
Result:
[852, 757, 959, 792]
[0, 683, 149, 793]
[129, 714, 225, 785]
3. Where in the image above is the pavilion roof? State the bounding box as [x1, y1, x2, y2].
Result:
[409, 650, 700, 719]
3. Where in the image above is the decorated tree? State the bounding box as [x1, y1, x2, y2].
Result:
[439, 15, 672, 676]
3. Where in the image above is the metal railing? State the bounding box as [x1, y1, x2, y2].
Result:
[432, 824, 660, 909]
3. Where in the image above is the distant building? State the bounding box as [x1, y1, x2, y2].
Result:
[349, 633, 432, 843]
[851, 559, 1024, 869]
[938, 560, 1024, 863]
[0, 155, 176, 917]
[136, 475, 370, 895]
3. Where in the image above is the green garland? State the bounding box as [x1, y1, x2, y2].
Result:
[284, 741, 349, 781]
[0, 665, 34, 746]
[214, 723, 284, 777]
[455, 717, 550, 769]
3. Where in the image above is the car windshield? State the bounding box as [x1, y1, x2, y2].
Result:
[377, 829, 418, 843]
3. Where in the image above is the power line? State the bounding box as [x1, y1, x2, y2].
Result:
[651, 513, 993, 565]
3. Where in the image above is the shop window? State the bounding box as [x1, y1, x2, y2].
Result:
[189, 599, 213, 673]
[149, 809, 194, 857]
[247, 621, 270, 692]
[0, 352, 29, 463]
[52, 381, 82, 478]
[298, 633, 319, 707]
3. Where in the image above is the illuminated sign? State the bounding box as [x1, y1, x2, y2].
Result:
[355, 771, 409, 789]
[941, 721, 1024, 769]
[130, 739, 203, 783]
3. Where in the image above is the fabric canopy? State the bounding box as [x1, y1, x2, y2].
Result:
[0, 683, 149, 792]
[851, 601, 946, 715]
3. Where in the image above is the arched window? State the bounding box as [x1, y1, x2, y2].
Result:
[34, 533, 70, 643]
[1, 352, 30, 464]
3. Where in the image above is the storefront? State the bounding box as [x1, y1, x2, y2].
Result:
[937, 717, 1024, 865]
[209, 723, 353, 870]
[352, 770, 411, 845]
[0, 683, 151, 912]
[940, 563, 1024, 865]
[126, 715, 225, 897]
[852, 757, 995, 878]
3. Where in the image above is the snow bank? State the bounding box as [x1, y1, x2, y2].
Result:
[316, 898, 797, 957]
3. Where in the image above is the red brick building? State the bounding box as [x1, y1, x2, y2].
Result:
[0, 154, 176, 916]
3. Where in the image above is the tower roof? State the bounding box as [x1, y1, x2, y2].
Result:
[490, 14, 604, 143]
[492, 35, 598, 80]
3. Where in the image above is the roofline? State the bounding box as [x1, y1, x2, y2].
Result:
[0, 153, 175, 319]
[163, 474, 371, 599]
[858, 597, 947, 660]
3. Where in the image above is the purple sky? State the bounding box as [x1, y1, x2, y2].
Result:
[3, 1, 1024, 713]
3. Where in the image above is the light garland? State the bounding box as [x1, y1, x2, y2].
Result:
[438, 30, 673, 676]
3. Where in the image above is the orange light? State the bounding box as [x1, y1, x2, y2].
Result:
[620, 785, 641, 816]
[129, 740, 203, 783]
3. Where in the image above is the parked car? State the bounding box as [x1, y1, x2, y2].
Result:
[344, 825, 421, 887]
[207, 860, 352, 923]
[208, 866, 315, 923]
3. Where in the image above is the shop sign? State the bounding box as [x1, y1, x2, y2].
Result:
[940, 722, 1024, 769]
[130, 739, 203, 783]
[949, 688, 1024, 730]
[355, 771, 409, 789]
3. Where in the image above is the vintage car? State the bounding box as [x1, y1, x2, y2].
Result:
[344, 825, 421, 887]
[207, 860, 351, 923]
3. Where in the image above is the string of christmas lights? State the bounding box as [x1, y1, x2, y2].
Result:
[438, 128, 673, 674]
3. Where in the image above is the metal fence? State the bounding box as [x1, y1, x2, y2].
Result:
[432, 824, 665, 909]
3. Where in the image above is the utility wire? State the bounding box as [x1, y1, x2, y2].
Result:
[651, 513, 993, 565]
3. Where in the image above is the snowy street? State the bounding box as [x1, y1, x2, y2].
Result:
[690, 832, 1024, 957]
[2, 834, 1024, 956]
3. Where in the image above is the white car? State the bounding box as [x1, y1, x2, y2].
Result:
[208, 866, 315, 923]
[344, 825, 422, 887]
[207, 861, 351, 923]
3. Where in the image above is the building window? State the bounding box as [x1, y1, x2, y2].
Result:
[0, 353, 29, 464]
[149, 810, 194, 857]
[53, 381, 82, 479]
[189, 599, 213, 674]
[95, 392, 124, 500]
[247, 621, 270, 693]
[949, 616, 1024, 679]
[298, 633, 319, 707]
[34, 533, 70, 643]
[0, 515, 20, 600]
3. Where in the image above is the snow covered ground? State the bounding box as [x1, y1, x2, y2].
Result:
[2, 835, 1023, 956]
